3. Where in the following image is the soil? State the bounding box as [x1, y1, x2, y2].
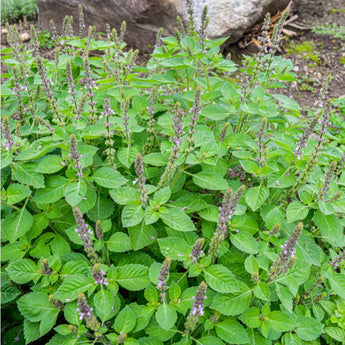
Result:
[224, 0, 345, 108]
[1, 0, 345, 108]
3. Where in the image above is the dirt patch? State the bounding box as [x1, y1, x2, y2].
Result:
[225, 0, 345, 108]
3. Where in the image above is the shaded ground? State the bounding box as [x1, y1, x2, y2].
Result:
[225, 0, 345, 107]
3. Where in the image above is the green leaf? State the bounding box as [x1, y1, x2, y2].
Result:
[114, 305, 136, 333]
[253, 282, 270, 301]
[295, 317, 323, 341]
[230, 231, 258, 254]
[325, 327, 345, 342]
[87, 195, 114, 221]
[17, 292, 58, 322]
[239, 307, 261, 328]
[2, 208, 33, 243]
[92, 167, 128, 188]
[201, 104, 230, 121]
[210, 287, 251, 316]
[1, 280, 21, 304]
[245, 185, 269, 211]
[94, 290, 115, 321]
[158, 237, 191, 261]
[107, 232, 132, 252]
[118, 146, 138, 168]
[272, 94, 300, 112]
[153, 187, 171, 206]
[282, 333, 302, 345]
[117, 264, 149, 291]
[143, 153, 167, 166]
[32, 176, 67, 204]
[12, 162, 45, 188]
[286, 201, 309, 223]
[204, 265, 240, 293]
[155, 303, 177, 331]
[215, 318, 249, 344]
[24, 320, 41, 344]
[313, 210, 345, 246]
[193, 171, 228, 190]
[327, 271, 345, 299]
[64, 181, 87, 207]
[6, 183, 31, 204]
[159, 207, 196, 232]
[36, 155, 63, 174]
[275, 283, 293, 313]
[128, 223, 157, 251]
[55, 274, 95, 302]
[268, 311, 296, 332]
[6, 259, 41, 284]
[240, 160, 258, 175]
[110, 187, 140, 205]
[172, 194, 208, 213]
[122, 205, 145, 227]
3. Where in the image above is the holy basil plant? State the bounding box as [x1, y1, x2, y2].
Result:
[1, 3, 345, 345]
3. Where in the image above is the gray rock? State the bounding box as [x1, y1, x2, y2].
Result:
[36, 0, 291, 52]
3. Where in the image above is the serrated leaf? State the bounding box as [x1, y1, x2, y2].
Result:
[64, 181, 87, 206]
[230, 231, 258, 254]
[116, 264, 149, 291]
[2, 208, 33, 243]
[159, 207, 196, 232]
[1, 281, 21, 304]
[204, 265, 240, 293]
[92, 167, 128, 188]
[276, 283, 293, 313]
[6, 183, 31, 204]
[122, 204, 145, 227]
[327, 271, 345, 299]
[118, 146, 138, 168]
[128, 223, 157, 250]
[210, 287, 251, 316]
[6, 259, 41, 284]
[201, 104, 230, 121]
[55, 274, 94, 302]
[193, 171, 228, 190]
[114, 305, 136, 333]
[36, 155, 63, 173]
[239, 307, 261, 328]
[32, 176, 67, 204]
[158, 237, 191, 261]
[215, 318, 249, 344]
[325, 327, 345, 342]
[155, 303, 177, 331]
[253, 282, 270, 301]
[313, 210, 345, 246]
[107, 232, 132, 252]
[245, 185, 269, 211]
[268, 311, 296, 332]
[110, 187, 140, 205]
[94, 290, 115, 321]
[12, 162, 45, 188]
[153, 187, 171, 206]
[286, 201, 309, 223]
[17, 292, 58, 322]
[295, 317, 323, 341]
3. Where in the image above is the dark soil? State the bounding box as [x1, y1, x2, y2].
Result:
[225, 0, 345, 108]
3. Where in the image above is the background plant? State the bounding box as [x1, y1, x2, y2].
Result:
[1, 0, 37, 25]
[1, 2, 345, 345]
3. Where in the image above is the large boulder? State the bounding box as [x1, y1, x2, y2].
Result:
[36, 0, 291, 52]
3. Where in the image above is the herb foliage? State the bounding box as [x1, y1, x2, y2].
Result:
[1, 3, 345, 345]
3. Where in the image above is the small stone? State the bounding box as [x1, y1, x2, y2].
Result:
[20, 32, 30, 42]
